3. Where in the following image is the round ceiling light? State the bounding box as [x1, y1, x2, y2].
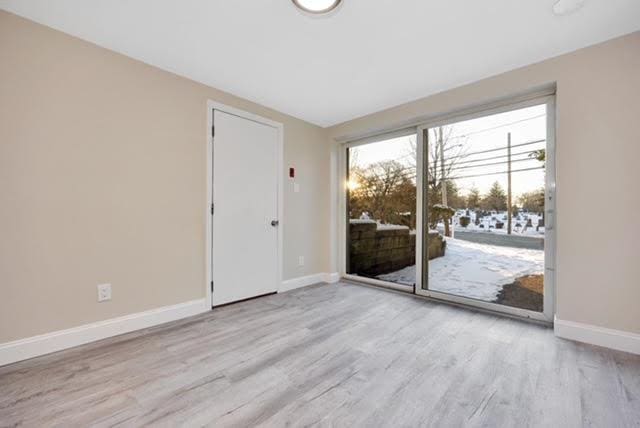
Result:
[292, 0, 342, 14]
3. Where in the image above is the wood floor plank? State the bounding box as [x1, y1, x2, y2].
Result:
[1, 282, 639, 427]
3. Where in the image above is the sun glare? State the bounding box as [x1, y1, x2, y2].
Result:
[347, 179, 360, 191]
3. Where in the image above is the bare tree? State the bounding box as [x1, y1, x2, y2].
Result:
[408, 126, 468, 236]
[349, 160, 416, 227]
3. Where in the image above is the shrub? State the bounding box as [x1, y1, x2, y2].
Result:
[429, 204, 455, 229]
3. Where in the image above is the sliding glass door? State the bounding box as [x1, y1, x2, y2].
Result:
[417, 99, 555, 320]
[345, 132, 418, 288]
[342, 96, 555, 321]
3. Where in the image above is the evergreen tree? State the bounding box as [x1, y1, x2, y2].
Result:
[466, 186, 480, 210]
[482, 181, 507, 211]
[428, 180, 464, 211]
[518, 188, 545, 214]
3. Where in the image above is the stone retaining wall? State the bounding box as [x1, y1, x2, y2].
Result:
[348, 220, 445, 277]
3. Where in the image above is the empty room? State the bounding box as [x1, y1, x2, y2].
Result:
[1, 1, 639, 426]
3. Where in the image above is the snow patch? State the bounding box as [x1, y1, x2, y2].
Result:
[349, 219, 409, 231]
[376, 224, 409, 231]
[350, 219, 376, 225]
[377, 238, 544, 301]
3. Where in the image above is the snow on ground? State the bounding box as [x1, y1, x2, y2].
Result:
[376, 223, 409, 231]
[377, 238, 544, 301]
[350, 219, 411, 231]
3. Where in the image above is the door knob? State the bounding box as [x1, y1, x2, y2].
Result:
[271, 220, 279, 227]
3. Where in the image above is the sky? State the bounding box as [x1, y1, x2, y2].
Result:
[350, 104, 547, 199]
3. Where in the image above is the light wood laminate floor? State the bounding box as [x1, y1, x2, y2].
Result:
[1, 282, 639, 427]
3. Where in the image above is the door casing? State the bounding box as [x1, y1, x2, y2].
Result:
[206, 100, 284, 309]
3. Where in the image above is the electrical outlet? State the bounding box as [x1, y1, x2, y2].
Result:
[298, 256, 305, 267]
[97, 283, 111, 302]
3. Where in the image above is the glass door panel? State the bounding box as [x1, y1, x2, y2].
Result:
[346, 133, 417, 287]
[421, 104, 549, 313]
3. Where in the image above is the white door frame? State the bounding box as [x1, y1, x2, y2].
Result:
[338, 94, 556, 323]
[206, 100, 284, 308]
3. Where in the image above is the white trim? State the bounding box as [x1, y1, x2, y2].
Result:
[279, 272, 341, 292]
[323, 272, 341, 283]
[343, 274, 413, 293]
[338, 145, 347, 276]
[415, 127, 425, 293]
[555, 316, 640, 355]
[333, 83, 556, 144]
[346, 127, 417, 148]
[0, 299, 208, 367]
[417, 288, 550, 322]
[544, 98, 557, 320]
[206, 100, 284, 307]
[329, 148, 339, 274]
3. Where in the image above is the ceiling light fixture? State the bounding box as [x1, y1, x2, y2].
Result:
[292, 0, 342, 15]
[552, 0, 586, 16]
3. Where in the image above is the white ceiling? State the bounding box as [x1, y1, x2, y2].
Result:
[1, 0, 639, 127]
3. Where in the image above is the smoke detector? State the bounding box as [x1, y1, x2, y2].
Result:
[553, 0, 586, 16]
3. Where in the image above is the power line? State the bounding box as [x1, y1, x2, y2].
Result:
[349, 138, 546, 185]
[441, 148, 542, 167]
[355, 140, 545, 177]
[366, 161, 545, 184]
[439, 114, 546, 141]
[446, 166, 544, 181]
[352, 156, 545, 184]
[430, 151, 544, 175]
[439, 138, 545, 160]
[351, 137, 544, 172]
[435, 156, 541, 173]
[351, 113, 546, 170]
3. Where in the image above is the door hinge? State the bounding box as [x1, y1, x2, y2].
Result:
[211, 281, 214, 292]
[211, 125, 215, 138]
[211, 203, 214, 215]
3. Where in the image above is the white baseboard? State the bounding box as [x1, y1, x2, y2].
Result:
[323, 272, 340, 284]
[280, 272, 341, 292]
[555, 316, 640, 355]
[0, 299, 208, 367]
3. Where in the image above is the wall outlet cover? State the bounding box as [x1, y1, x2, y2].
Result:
[97, 283, 112, 302]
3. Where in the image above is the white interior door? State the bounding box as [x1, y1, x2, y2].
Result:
[212, 110, 279, 306]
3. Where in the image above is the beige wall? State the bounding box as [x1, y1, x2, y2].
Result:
[2, 8, 638, 345]
[0, 11, 330, 343]
[328, 32, 640, 334]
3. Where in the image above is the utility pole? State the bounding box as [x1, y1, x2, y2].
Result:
[438, 127, 450, 237]
[507, 132, 512, 235]
[439, 127, 447, 207]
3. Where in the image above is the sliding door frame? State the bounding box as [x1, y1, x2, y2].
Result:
[339, 93, 556, 323]
[339, 127, 419, 292]
[417, 95, 555, 322]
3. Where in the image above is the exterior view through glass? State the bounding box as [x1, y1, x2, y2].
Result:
[422, 104, 548, 312]
[346, 134, 417, 287]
